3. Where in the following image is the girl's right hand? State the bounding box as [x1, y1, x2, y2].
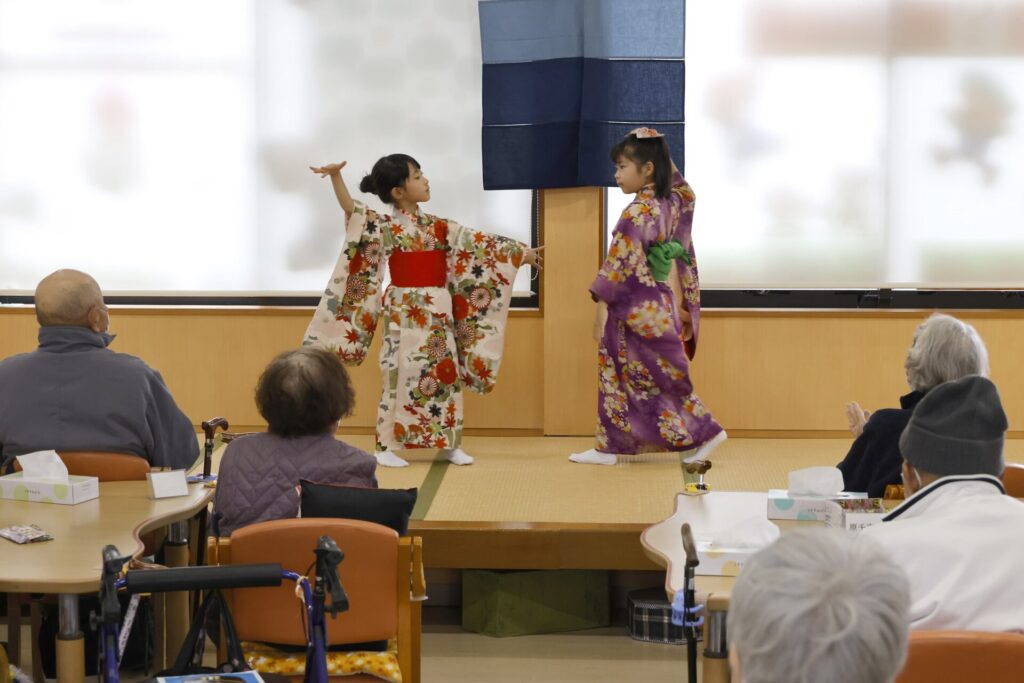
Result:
[310, 161, 347, 177]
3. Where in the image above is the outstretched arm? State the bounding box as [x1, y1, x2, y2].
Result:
[310, 161, 355, 219]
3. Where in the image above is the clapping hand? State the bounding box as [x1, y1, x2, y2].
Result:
[845, 401, 871, 437]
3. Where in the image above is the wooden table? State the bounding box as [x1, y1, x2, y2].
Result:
[0, 481, 213, 682]
[641, 491, 813, 683]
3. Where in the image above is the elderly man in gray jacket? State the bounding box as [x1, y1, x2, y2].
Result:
[0, 269, 199, 471]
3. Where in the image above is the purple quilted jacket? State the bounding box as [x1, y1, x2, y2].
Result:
[213, 432, 377, 536]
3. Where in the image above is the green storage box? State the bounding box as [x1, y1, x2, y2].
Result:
[462, 569, 610, 637]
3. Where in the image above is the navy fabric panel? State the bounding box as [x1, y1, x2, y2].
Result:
[577, 121, 685, 187]
[479, 0, 583, 63]
[583, 0, 685, 58]
[582, 58, 684, 123]
[482, 122, 580, 189]
[482, 58, 583, 125]
[480, 0, 685, 61]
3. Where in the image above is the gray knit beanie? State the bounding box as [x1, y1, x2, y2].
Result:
[899, 375, 1007, 477]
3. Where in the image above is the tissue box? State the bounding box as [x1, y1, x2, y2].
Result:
[695, 542, 757, 576]
[767, 489, 868, 521]
[0, 472, 99, 505]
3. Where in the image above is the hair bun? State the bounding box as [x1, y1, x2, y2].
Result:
[359, 174, 377, 194]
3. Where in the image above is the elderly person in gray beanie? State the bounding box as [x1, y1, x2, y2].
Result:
[838, 313, 989, 496]
[861, 375, 1024, 632]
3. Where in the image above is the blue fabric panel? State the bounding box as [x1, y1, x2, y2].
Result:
[577, 121, 685, 187]
[482, 58, 583, 125]
[581, 58, 684, 123]
[584, 0, 685, 58]
[482, 122, 581, 189]
[479, 0, 583, 63]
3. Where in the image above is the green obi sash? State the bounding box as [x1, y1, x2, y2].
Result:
[646, 240, 691, 282]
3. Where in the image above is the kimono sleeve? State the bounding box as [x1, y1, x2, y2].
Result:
[670, 174, 702, 359]
[445, 220, 525, 394]
[589, 201, 657, 314]
[303, 200, 386, 365]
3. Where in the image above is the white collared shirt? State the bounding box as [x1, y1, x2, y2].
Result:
[861, 474, 1024, 632]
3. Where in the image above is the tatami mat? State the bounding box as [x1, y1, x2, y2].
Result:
[202, 432, 1024, 525]
[343, 434, 440, 492]
[423, 437, 686, 524]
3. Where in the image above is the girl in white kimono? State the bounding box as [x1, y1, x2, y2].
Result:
[306, 155, 542, 467]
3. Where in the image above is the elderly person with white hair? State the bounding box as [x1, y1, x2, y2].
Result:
[0, 269, 198, 471]
[837, 313, 989, 496]
[729, 528, 911, 683]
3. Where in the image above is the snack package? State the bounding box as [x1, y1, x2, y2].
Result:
[0, 524, 53, 544]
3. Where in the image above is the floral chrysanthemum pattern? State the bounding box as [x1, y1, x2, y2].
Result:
[304, 200, 525, 451]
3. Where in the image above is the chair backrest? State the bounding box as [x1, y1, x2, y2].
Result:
[226, 518, 400, 647]
[13, 450, 150, 482]
[1002, 463, 1024, 498]
[895, 630, 1024, 683]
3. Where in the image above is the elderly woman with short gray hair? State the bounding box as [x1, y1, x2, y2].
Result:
[729, 528, 911, 683]
[837, 313, 989, 496]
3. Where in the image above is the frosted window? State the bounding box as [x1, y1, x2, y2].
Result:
[0, 0, 535, 297]
[607, 0, 1024, 288]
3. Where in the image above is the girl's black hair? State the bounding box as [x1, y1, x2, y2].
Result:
[359, 153, 421, 204]
[609, 134, 672, 199]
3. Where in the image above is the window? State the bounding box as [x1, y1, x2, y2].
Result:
[607, 0, 1024, 289]
[0, 1, 536, 299]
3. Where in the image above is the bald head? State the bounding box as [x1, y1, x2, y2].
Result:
[34, 270, 106, 329]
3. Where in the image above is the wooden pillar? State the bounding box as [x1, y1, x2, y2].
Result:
[541, 187, 604, 435]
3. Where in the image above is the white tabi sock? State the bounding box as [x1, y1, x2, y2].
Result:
[569, 449, 618, 466]
[682, 430, 728, 465]
[375, 450, 410, 468]
[441, 448, 474, 465]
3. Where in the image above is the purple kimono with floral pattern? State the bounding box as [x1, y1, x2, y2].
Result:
[589, 171, 723, 455]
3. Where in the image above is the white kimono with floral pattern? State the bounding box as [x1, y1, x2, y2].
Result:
[304, 200, 525, 451]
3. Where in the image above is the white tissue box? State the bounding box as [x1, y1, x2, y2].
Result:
[767, 489, 868, 521]
[695, 542, 758, 576]
[0, 472, 99, 505]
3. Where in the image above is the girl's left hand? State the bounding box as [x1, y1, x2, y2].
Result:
[523, 245, 545, 269]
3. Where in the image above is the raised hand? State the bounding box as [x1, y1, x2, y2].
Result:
[310, 161, 348, 177]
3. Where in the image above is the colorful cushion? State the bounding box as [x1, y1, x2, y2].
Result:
[299, 481, 417, 535]
[243, 638, 402, 682]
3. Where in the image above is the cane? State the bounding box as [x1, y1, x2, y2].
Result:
[193, 418, 229, 617]
[672, 523, 704, 683]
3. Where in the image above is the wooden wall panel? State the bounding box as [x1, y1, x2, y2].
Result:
[0, 307, 543, 432]
[3, 306, 1023, 436]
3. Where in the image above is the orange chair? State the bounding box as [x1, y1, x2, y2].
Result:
[1002, 463, 1024, 498]
[894, 630, 1024, 683]
[213, 518, 425, 683]
[6, 450, 152, 680]
[12, 450, 150, 481]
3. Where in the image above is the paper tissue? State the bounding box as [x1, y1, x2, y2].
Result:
[693, 515, 781, 576]
[767, 467, 869, 521]
[0, 451, 99, 505]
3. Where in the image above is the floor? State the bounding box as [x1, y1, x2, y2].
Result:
[7, 434, 1024, 681]
[2, 620, 694, 682]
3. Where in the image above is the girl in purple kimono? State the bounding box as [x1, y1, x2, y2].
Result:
[570, 129, 726, 466]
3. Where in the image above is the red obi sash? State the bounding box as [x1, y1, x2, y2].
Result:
[389, 250, 447, 288]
